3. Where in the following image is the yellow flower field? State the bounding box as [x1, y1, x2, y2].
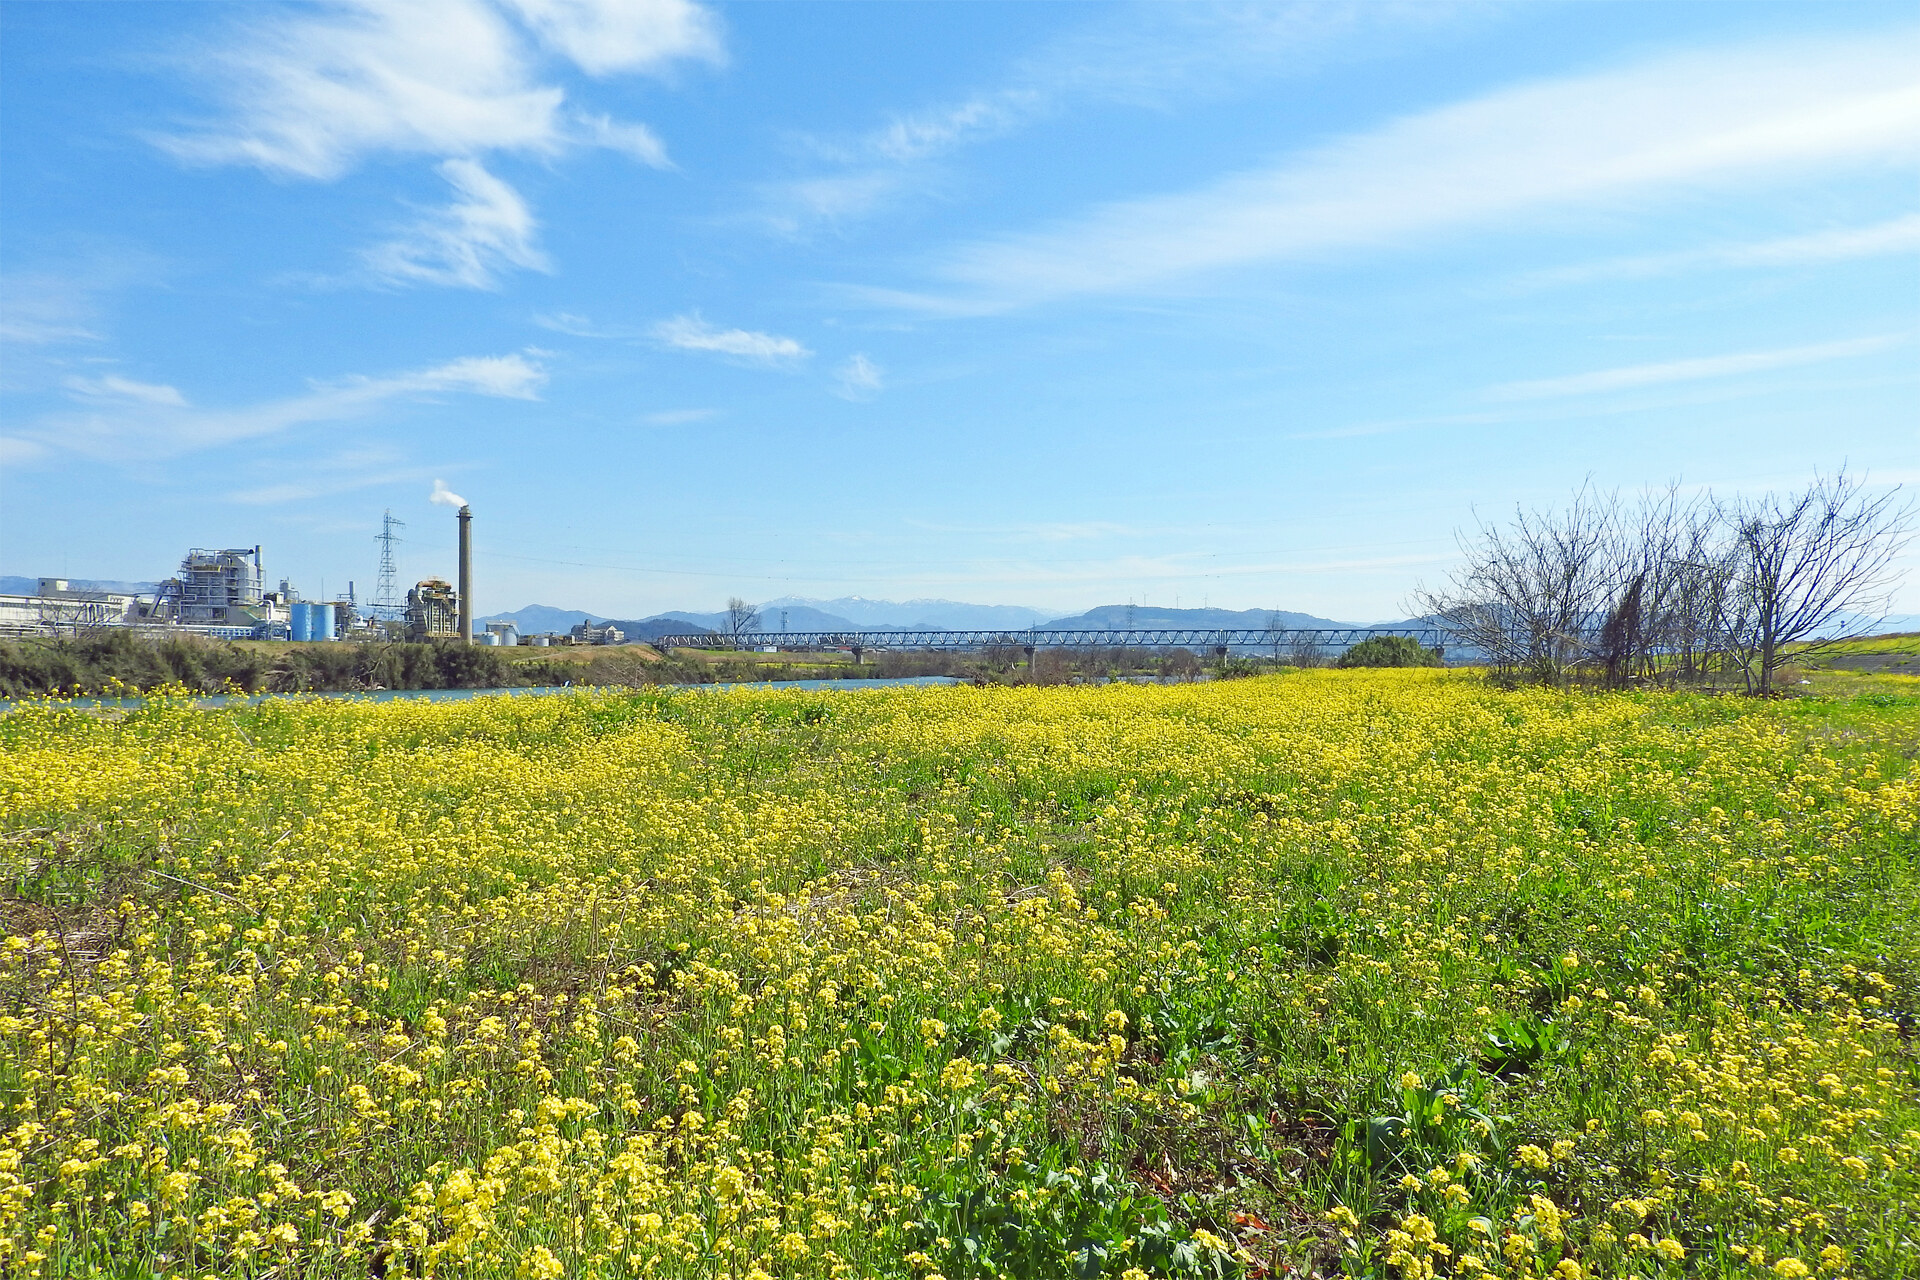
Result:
[1, 672, 1916, 1278]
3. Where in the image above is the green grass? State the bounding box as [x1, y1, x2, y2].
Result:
[1, 673, 1916, 1277]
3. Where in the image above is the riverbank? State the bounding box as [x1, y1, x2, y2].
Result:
[4, 628, 1298, 698]
[0, 629, 546, 698]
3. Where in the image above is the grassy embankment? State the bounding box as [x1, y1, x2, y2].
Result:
[1778, 634, 1920, 700]
[2, 671, 1916, 1277]
[0, 630, 547, 699]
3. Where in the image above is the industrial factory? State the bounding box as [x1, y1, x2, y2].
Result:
[1, 500, 549, 646]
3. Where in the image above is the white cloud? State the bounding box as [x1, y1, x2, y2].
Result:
[0, 255, 171, 347]
[0, 283, 100, 346]
[865, 29, 1920, 312]
[569, 111, 671, 167]
[222, 446, 434, 505]
[159, 0, 564, 180]
[429, 478, 470, 507]
[1519, 213, 1920, 288]
[155, 0, 715, 284]
[534, 310, 623, 337]
[11, 351, 546, 463]
[652, 314, 811, 365]
[834, 354, 884, 400]
[415, 352, 548, 398]
[499, 0, 723, 76]
[63, 374, 188, 408]
[0, 436, 50, 466]
[364, 158, 549, 289]
[159, 0, 715, 177]
[1488, 335, 1903, 401]
[1012, 1, 1500, 109]
[761, 2, 1500, 234]
[866, 91, 1040, 164]
[754, 171, 908, 236]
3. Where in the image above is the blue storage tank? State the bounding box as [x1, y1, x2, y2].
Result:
[290, 601, 312, 642]
[312, 601, 335, 641]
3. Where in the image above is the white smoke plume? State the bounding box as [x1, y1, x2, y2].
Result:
[430, 479, 468, 508]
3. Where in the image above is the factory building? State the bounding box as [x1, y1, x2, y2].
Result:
[406, 578, 459, 641]
[162, 548, 265, 625]
[571, 621, 626, 646]
[0, 580, 146, 638]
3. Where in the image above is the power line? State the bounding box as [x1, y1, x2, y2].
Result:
[373, 510, 406, 618]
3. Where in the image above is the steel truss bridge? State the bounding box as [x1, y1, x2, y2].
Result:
[655, 626, 1443, 653]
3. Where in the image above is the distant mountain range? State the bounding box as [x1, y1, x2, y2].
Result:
[1, 575, 160, 596]
[1039, 604, 1359, 630]
[761, 596, 1054, 630]
[480, 597, 1365, 640]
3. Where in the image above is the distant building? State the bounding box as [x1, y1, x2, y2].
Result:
[482, 620, 520, 647]
[406, 578, 459, 641]
[571, 621, 626, 646]
[161, 548, 265, 625]
[0, 579, 148, 637]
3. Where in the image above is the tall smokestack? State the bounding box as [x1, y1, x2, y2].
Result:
[457, 504, 473, 644]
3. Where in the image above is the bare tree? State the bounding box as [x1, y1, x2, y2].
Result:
[1414, 485, 1622, 686]
[1600, 486, 1739, 686]
[725, 596, 762, 638]
[1286, 633, 1326, 668]
[1726, 470, 1913, 695]
[1633, 491, 1739, 684]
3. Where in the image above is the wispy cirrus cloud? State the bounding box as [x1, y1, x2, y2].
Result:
[533, 310, 642, 339]
[757, 2, 1505, 234]
[1488, 334, 1905, 401]
[641, 407, 717, 425]
[498, 0, 723, 77]
[223, 445, 438, 505]
[0, 252, 173, 349]
[652, 314, 811, 365]
[833, 354, 884, 400]
[63, 374, 189, 408]
[0, 280, 101, 347]
[3, 351, 546, 464]
[156, 0, 717, 287]
[159, 0, 714, 178]
[363, 158, 549, 289]
[855, 28, 1920, 313]
[1517, 213, 1920, 289]
[540, 309, 821, 376]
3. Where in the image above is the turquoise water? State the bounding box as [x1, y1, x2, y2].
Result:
[0, 675, 963, 714]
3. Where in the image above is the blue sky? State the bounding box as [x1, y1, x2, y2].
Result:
[3, 0, 1916, 621]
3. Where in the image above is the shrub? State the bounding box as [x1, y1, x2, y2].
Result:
[1336, 634, 1442, 668]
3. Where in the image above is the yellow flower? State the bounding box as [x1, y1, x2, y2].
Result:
[518, 1245, 563, 1280]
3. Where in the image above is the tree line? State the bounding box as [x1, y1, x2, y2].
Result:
[1414, 469, 1913, 694]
